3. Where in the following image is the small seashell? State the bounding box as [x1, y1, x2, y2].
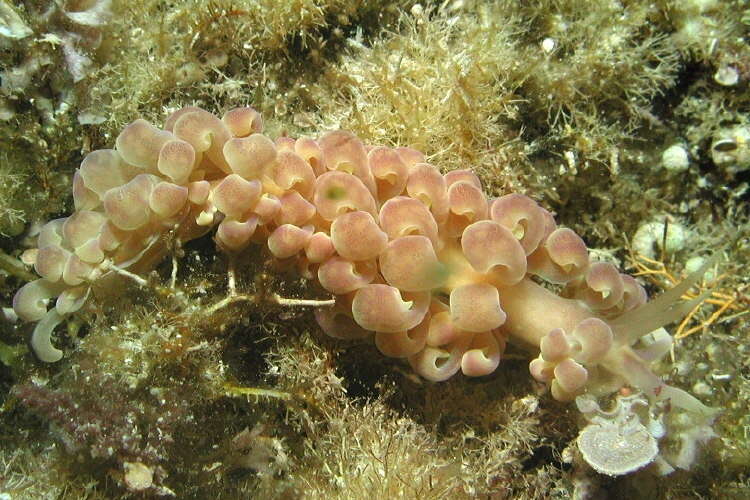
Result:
[661, 144, 690, 172]
[713, 65, 739, 86]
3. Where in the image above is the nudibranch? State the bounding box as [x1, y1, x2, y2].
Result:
[12, 106, 717, 473]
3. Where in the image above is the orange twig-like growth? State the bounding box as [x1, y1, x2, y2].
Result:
[627, 252, 742, 340]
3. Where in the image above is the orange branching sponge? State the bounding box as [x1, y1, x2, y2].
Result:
[13, 106, 716, 424]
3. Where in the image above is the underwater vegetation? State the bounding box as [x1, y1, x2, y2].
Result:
[0, 0, 749, 499]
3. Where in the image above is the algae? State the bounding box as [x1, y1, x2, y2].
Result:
[1, 0, 748, 498]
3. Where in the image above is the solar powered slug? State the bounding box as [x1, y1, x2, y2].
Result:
[12, 106, 717, 474]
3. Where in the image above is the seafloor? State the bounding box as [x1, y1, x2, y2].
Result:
[0, 1, 748, 498]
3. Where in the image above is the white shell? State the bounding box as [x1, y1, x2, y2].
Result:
[661, 144, 689, 172]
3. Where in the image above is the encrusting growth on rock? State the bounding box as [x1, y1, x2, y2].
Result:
[12, 105, 717, 474]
